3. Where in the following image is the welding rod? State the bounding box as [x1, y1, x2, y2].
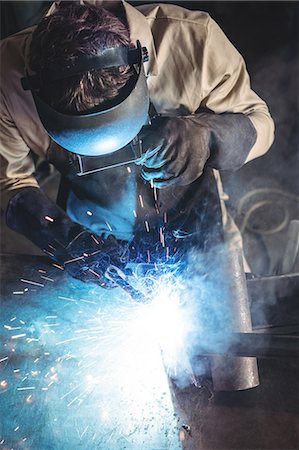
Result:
[198, 333, 299, 359]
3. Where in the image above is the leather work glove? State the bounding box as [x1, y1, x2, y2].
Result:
[137, 112, 257, 188]
[6, 187, 128, 287]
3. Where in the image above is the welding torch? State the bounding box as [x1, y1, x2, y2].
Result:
[105, 265, 147, 302]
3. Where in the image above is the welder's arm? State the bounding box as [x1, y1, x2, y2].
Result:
[137, 111, 257, 188]
[6, 187, 128, 287]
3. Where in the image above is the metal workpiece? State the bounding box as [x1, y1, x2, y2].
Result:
[196, 332, 299, 359]
[228, 333, 299, 359]
[210, 235, 260, 391]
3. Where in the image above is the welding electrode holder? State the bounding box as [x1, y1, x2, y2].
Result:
[209, 231, 260, 391]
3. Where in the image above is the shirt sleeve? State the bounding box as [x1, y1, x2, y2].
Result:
[0, 103, 39, 212]
[199, 16, 275, 162]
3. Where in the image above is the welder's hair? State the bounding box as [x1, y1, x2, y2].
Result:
[29, 3, 133, 113]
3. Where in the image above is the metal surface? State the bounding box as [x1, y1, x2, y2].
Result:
[197, 332, 299, 358]
[1, 253, 299, 450]
[210, 237, 259, 391]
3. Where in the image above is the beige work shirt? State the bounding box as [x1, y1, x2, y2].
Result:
[0, 1, 275, 212]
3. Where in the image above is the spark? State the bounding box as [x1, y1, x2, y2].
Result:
[13, 291, 24, 295]
[44, 215, 54, 222]
[1, 265, 197, 447]
[41, 276, 54, 282]
[4, 325, 22, 331]
[179, 430, 185, 442]
[52, 263, 64, 270]
[64, 256, 85, 264]
[0, 357, 8, 363]
[145, 220, 150, 232]
[133, 209, 137, 218]
[56, 336, 86, 345]
[58, 297, 77, 303]
[86, 210, 93, 216]
[166, 247, 170, 261]
[79, 299, 97, 305]
[153, 186, 158, 202]
[20, 279, 44, 287]
[38, 269, 47, 274]
[127, 166, 132, 173]
[17, 387, 36, 391]
[67, 395, 80, 408]
[138, 194, 144, 208]
[105, 221, 113, 232]
[80, 426, 89, 439]
[91, 234, 99, 244]
[164, 211, 168, 223]
[11, 334, 26, 340]
[159, 227, 165, 247]
[0, 380, 8, 388]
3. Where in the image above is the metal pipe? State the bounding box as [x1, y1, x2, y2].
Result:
[227, 333, 299, 359]
[210, 230, 260, 391]
[196, 333, 299, 359]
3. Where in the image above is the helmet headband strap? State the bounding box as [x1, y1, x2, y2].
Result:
[21, 43, 148, 91]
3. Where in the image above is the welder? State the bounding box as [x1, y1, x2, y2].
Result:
[0, 1, 274, 292]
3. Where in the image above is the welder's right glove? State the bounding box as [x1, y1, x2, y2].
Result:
[6, 187, 128, 287]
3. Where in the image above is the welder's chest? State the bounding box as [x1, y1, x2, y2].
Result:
[47, 144, 223, 247]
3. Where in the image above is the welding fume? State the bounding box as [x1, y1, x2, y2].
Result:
[1, 1, 275, 391]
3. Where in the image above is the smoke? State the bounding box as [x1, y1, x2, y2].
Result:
[0, 239, 249, 449]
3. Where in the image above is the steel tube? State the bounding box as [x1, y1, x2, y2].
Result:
[210, 230, 259, 391]
[196, 333, 299, 358]
[228, 332, 299, 359]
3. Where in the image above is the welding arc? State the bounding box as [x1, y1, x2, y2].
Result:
[197, 333, 299, 359]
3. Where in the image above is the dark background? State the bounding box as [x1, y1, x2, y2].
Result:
[1, 1, 298, 275]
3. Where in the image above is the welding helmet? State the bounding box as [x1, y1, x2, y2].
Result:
[21, 42, 150, 157]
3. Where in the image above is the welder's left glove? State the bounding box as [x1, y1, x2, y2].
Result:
[137, 112, 256, 187]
